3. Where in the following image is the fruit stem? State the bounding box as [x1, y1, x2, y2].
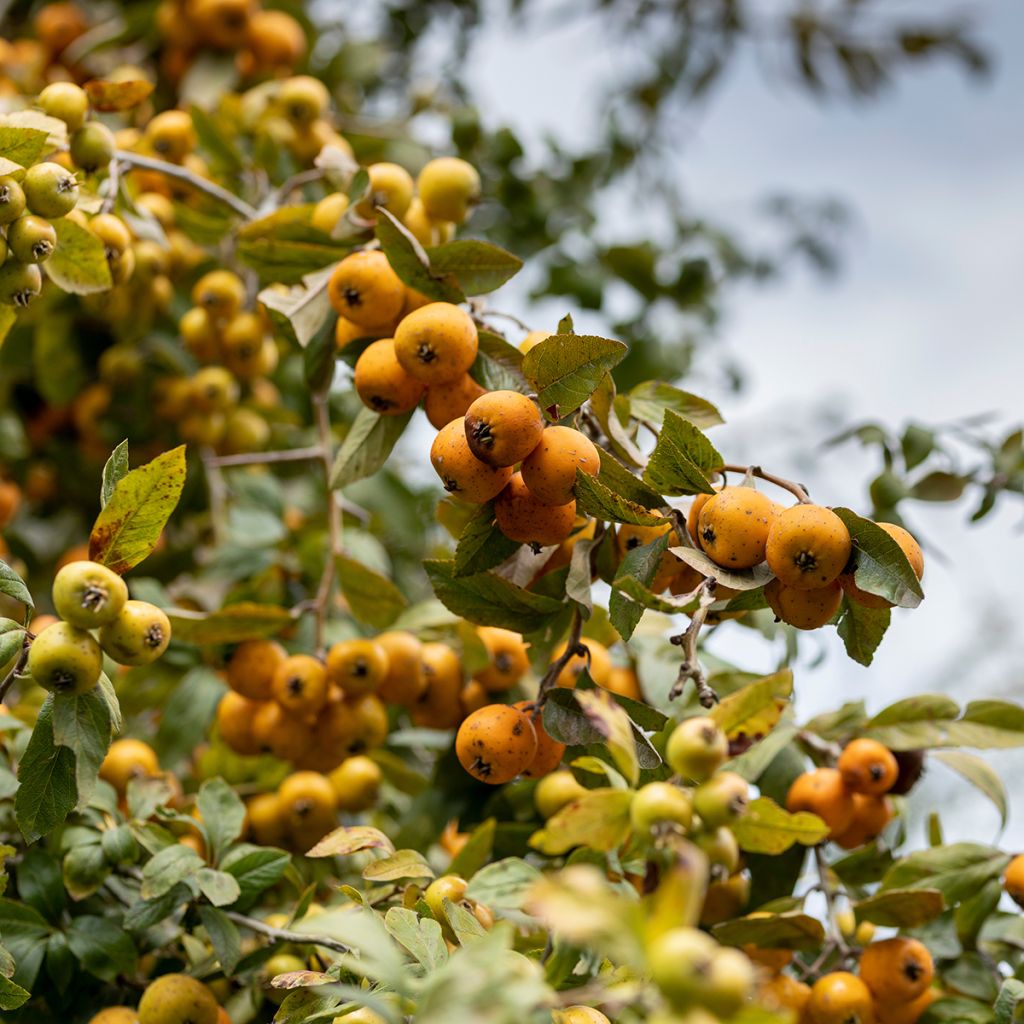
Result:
[114, 150, 259, 220]
[813, 845, 853, 963]
[798, 729, 842, 765]
[0, 639, 30, 704]
[535, 604, 586, 708]
[272, 167, 325, 205]
[721, 464, 813, 504]
[668, 578, 719, 706]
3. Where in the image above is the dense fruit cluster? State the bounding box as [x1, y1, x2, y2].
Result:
[786, 738, 900, 849]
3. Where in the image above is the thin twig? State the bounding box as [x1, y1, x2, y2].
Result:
[115, 150, 259, 220]
[206, 445, 326, 468]
[273, 167, 325, 204]
[669, 578, 719, 705]
[798, 730, 842, 765]
[480, 309, 532, 332]
[224, 910, 351, 954]
[101, 159, 123, 214]
[814, 845, 852, 960]
[535, 605, 586, 708]
[200, 447, 229, 546]
[0, 642, 30, 704]
[721, 464, 813, 504]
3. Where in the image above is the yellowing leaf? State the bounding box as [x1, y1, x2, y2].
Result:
[306, 826, 395, 858]
[710, 670, 793, 738]
[529, 788, 633, 855]
[731, 797, 829, 854]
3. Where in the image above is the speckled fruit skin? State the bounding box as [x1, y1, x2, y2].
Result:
[393, 302, 479, 384]
[27, 620, 103, 694]
[226, 638, 286, 700]
[805, 972, 874, 1024]
[52, 560, 128, 628]
[137, 973, 219, 1024]
[272, 653, 329, 716]
[455, 704, 538, 784]
[786, 767, 855, 839]
[697, 486, 779, 569]
[328, 251, 405, 329]
[520, 425, 600, 505]
[424, 373, 486, 429]
[512, 700, 565, 777]
[494, 473, 576, 547]
[464, 390, 544, 468]
[325, 638, 389, 697]
[833, 793, 892, 849]
[764, 577, 843, 630]
[841, 522, 924, 609]
[353, 338, 425, 415]
[766, 504, 852, 589]
[98, 601, 171, 666]
[430, 417, 512, 503]
[474, 626, 529, 692]
[838, 738, 898, 795]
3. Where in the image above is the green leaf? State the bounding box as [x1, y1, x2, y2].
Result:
[199, 905, 242, 974]
[196, 867, 242, 907]
[383, 907, 447, 972]
[470, 330, 530, 394]
[597, 450, 664, 509]
[166, 602, 294, 645]
[881, 843, 1010, 905]
[155, 667, 225, 768]
[424, 559, 564, 634]
[628, 381, 724, 430]
[330, 408, 413, 489]
[15, 700, 77, 842]
[0, 126, 50, 170]
[726, 723, 800, 783]
[529, 788, 633, 854]
[863, 694, 960, 750]
[946, 701, 1024, 749]
[236, 206, 353, 283]
[336, 555, 408, 629]
[832, 508, 924, 609]
[448, 818, 496, 881]
[257, 265, 334, 348]
[730, 797, 829, 854]
[197, 778, 247, 864]
[375, 209, 463, 302]
[426, 239, 523, 295]
[909, 471, 970, 502]
[33, 313, 86, 405]
[303, 311, 337, 392]
[89, 446, 187, 574]
[836, 597, 891, 666]
[187, 103, 244, 174]
[933, 752, 1007, 829]
[609, 532, 669, 641]
[710, 670, 793, 735]
[51, 689, 112, 811]
[853, 888, 944, 927]
[0, 620, 25, 669]
[574, 470, 667, 526]
[0, 973, 29, 1011]
[16, 848, 66, 923]
[574, 688, 639, 785]
[994, 978, 1024, 1024]
[362, 849, 435, 882]
[220, 844, 291, 911]
[712, 911, 825, 951]
[465, 858, 543, 911]
[521, 334, 628, 420]
[643, 410, 723, 496]
[140, 843, 204, 900]
[66, 915, 135, 981]
[45, 218, 113, 294]
[453, 504, 521, 577]
[100, 440, 130, 509]
[0, 561, 32, 610]
[0, 899, 49, 989]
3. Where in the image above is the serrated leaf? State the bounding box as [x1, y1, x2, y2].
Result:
[383, 907, 447, 971]
[853, 888, 944, 927]
[995, 979, 1024, 1024]
[710, 670, 793, 737]
[629, 381, 724, 430]
[331, 407, 412, 489]
[470, 330, 530, 393]
[881, 843, 1009, 905]
[100, 440, 130, 508]
[836, 597, 890, 666]
[89, 446, 186, 574]
[51, 689, 112, 812]
[426, 239, 523, 294]
[521, 334, 628, 420]
[713, 911, 825, 950]
[140, 843, 204, 899]
[731, 797, 829, 854]
[597, 449, 664, 508]
[257, 264, 334, 348]
[833, 508, 924, 608]
[424, 559, 564, 633]
[609, 533, 669, 641]
[574, 470, 667, 526]
[166, 602, 293, 645]
[529, 788, 633, 854]
[306, 826, 395, 858]
[336, 555, 407, 629]
[0, 562, 32, 610]
[0, 126, 49, 170]
[220, 845, 291, 911]
[643, 409, 722, 496]
[375, 209, 463, 302]
[45, 218, 113, 295]
[453, 503, 521, 577]
[933, 751, 1007, 829]
[362, 849, 435, 882]
[15, 700, 76, 842]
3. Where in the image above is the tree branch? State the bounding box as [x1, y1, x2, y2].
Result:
[535, 605, 585, 707]
[669, 578, 719, 705]
[0, 641, 30, 704]
[721, 463, 813, 504]
[223, 910, 351, 955]
[205, 445, 326, 468]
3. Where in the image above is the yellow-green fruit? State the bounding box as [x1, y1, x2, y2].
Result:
[328, 755, 382, 812]
[311, 191, 349, 234]
[692, 772, 749, 828]
[355, 162, 415, 221]
[7, 215, 56, 263]
[52, 560, 128, 628]
[89, 1009, 140, 1024]
[0, 177, 26, 226]
[333, 1009, 388, 1024]
[99, 600, 172, 666]
[553, 1009, 611, 1024]
[69, 121, 116, 172]
[424, 874, 467, 927]
[0, 260, 43, 308]
[666, 716, 728, 782]
[137, 973, 218, 1024]
[27, 620, 103, 694]
[647, 927, 719, 1009]
[417, 157, 481, 224]
[22, 162, 79, 219]
[534, 769, 587, 819]
[703, 947, 756, 1017]
[38, 81, 89, 130]
[279, 75, 330, 126]
[630, 781, 693, 832]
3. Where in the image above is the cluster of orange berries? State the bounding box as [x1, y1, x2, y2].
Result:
[0, 4, 92, 97]
[759, 937, 936, 1024]
[786, 738, 901, 850]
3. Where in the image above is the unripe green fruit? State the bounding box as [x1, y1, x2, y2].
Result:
[630, 781, 693, 832]
[695, 825, 741, 874]
[647, 927, 719, 1009]
[27, 620, 103, 694]
[38, 82, 89, 131]
[7, 215, 56, 263]
[424, 874, 467, 922]
[0, 234, 6, 265]
[692, 772, 749, 828]
[137, 972, 218, 1024]
[22, 162, 79, 219]
[52, 560, 128, 628]
[534, 769, 587, 819]
[666, 716, 728, 782]
[0, 260, 43, 308]
[99, 600, 171, 666]
[69, 121, 116, 172]
[0, 177, 27, 225]
[703, 947, 756, 1016]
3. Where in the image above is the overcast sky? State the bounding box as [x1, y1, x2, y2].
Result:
[459, 1, 1024, 842]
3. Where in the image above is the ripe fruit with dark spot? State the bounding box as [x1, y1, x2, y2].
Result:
[859, 937, 934, 1003]
[430, 418, 512, 503]
[833, 793, 893, 849]
[394, 302, 479, 384]
[692, 771, 749, 827]
[70, 121, 116, 172]
[464, 390, 544, 468]
[8, 215, 56, 263]
[766, 504, 852, 589]
[838, 738, 898, 795]
[474, 626, 529, 692]
[325, 638, 389, 697]
[0, 260, 43, 308]
[354, 338, 425, 415]
[513, 700, 565, 777]
[765, 577, 843, 630]
[278, 75, 330, 126]
[27, 620, 103, 694]
[272, 654, 329, 717]
[145, 110, 197, 162]
[192, 269, 245, 322]
[328, 755, 382, 812]
[0, 177, 27, 225]
[786, 767, 855, 839]
[277, 770, 337, 833]
[52, 560, 128, 628]
[225, 638, 286, 701]
[805, 972, 873, 1024]
[455, 703, 537, 784]
[697, 486, 779, 569]
[23, 162, 79, 218]
[354, 162, 415, 221]
[375, 631, 427, 706]
[328, 251, 406, 330]
[98, 600, 172, 666]
[495, 473, 576, 547]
